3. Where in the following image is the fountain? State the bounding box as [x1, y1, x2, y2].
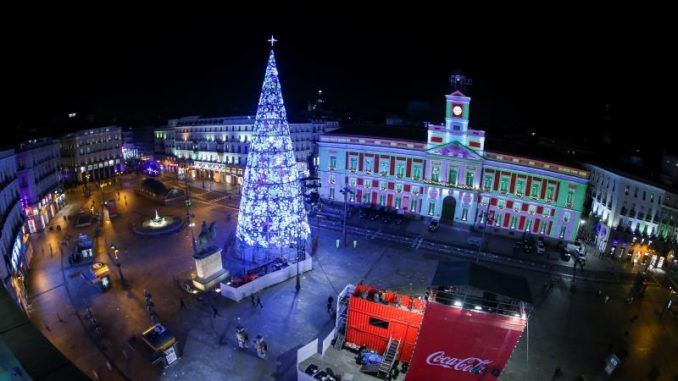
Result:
[132, 209, 183, 236]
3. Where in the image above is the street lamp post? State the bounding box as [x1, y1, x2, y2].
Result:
[110, 245, 125, 285]
[339, 180, 355, 248]
[476, 199, 491, 263]
[296, 233, 304, 292]
[184, 176, 197, 253]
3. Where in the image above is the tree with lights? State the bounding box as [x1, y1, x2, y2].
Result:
[236, 43, 310, 250]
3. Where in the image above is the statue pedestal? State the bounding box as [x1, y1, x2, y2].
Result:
[192, 246, 229, 291]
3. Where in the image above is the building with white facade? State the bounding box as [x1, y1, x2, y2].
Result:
[318, 90, 589, 242]
[16, 138, 65, 233]
[586, 164, 677, 269]
[60, 126, 123, 184]
[1, 149, 30, 311]
[154, 116, 338, 184]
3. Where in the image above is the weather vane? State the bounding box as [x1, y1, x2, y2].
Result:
[267, 35, 278, 47]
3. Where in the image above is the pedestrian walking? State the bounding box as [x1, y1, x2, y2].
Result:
[250, 294, 256, 307]
[212, 305, 221, 318]
[255, 295, 263, 309]
[254, 335, 268, 359]
[551, 366, 562, 379]
[327, 295, 334, 314]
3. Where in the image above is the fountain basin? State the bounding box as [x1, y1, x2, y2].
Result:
[132, 213, 184, 236]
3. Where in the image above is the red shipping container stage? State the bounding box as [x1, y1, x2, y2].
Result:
[345, 285, 425, 363]
[406, 302, 525, 380]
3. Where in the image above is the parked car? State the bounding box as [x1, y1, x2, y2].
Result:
[522, 241, 534, 254]
[428, 219, 440, 232]
[467, 237, 482, 248]
[369, 208, 381, 221]
[566, 240, 585, 256]
[393, 213, 404, 225]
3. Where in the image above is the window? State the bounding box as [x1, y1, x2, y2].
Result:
[431, 165, 440, 182]
[397, 163, 405, 177]
[369, 317, 389, 329]
[329, 188, 335, 200]
[413, 165, 422, 180]
[516, 180, 525, 196]
[625, 186, 629, 196]
[643, 191, 646, 201]
[546, 185, 555, 201]
[349, 157, 357, 171]
[566, 189, 575, 206]
[395, 197, 401, 209]
[380, 160, 389, 174]
[362, 193, 369, 203]
[448, 168, 457, 185]
[531, 183, 540, 198]
[380, 182, 387, 190]
[500, 177, 509, 193]
[461, 207, 468, 221]
[483, 175, 493, 190]
[510, 215, 518, 229]
[396, 184, 403, 193]
[559, 226, 566, 239]
[365, 157, 373, 172]
[634, 188, 638, 198]
[349, 177, 356, 188]
[428, 201, 436, 216]
[525, 219, 532, 232]
[379, 194, 386, 206]
[329, 175, 336, 184]
[466, 170, 475, 187]
[650, 193, 654, 203]
[410, 198, 418, 212]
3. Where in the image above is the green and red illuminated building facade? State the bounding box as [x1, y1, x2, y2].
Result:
[318, 90, 588, 242]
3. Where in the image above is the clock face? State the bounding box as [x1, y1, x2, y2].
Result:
[452, 105, 463, 116]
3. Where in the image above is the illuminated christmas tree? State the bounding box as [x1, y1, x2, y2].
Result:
[236, 44, 310, 249]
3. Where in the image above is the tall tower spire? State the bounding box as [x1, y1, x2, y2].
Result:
[236, 46, 310, 249]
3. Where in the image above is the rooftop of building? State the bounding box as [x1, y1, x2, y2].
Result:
[586, 160, 678, 194]
[0, 148, 15, 160]
[1, 290, 89, 380]
[17, 138, 60, 152]
[483, 135, 589, 179]
[172, 115, 338, 128]
[324, 123, 428, 143]
[61, 125, 121, 139]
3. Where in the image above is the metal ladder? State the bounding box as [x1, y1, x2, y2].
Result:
[334, 285, 354, 349]
[378, 337, 401, 377]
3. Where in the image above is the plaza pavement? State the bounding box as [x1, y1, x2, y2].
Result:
[24, 174, 678, 380]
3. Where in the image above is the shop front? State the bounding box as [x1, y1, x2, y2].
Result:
[192, 161, 243, 185]
[24, 191, 66, 233]
[9, 232, 31, 312]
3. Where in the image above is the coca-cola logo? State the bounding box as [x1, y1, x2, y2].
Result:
[425, 351, 492, 374]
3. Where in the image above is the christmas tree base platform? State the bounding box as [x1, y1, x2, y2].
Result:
[220, 253, 312, 302]
[192, 246, 229, 291]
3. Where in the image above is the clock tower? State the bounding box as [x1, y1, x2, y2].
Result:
[426, 77, 484, 153]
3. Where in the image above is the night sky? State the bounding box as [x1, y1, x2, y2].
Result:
[6, 11, 670, 157]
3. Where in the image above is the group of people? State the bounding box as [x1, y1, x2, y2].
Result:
[235, 326, 268, 359]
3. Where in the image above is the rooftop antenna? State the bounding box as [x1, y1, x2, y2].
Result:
[450, 73, 472, 94]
